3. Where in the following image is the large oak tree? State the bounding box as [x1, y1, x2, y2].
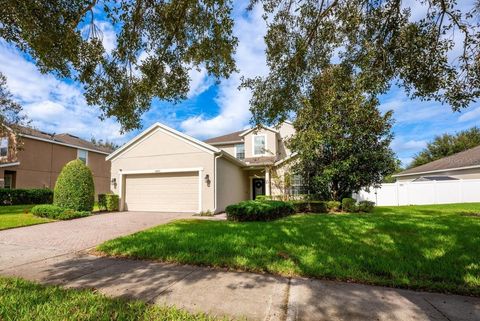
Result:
[0, 1, 479, 131]
[246, 0, 480, 125]
[289, 65, 397, 200]
[0, 0, 237, 131]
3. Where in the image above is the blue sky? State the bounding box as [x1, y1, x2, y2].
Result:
[0, 0, 478, 167]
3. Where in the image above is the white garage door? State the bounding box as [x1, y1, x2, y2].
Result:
[124, 171, 199, 212]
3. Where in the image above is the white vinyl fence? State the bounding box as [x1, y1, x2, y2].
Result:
[354, 179, 480, 206]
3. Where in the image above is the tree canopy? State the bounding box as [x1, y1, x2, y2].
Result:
[0, 0, 237, 132]
[409, 126, 480, 168]
[1, 1, 479, 131]
[246, 0, 480, 125]
[289, 65, 397, 200]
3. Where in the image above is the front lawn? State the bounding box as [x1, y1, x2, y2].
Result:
[0, 277, 221, 321]
[98, 203, 480, 296]
[0, 205, 52, 230]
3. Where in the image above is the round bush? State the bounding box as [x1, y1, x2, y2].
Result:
[54, 160, 95, 211]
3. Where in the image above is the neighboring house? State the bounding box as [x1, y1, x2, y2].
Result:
[394, 145, 480, 182]
[0, 126, 112, 193]
[107, 122, 299, 213]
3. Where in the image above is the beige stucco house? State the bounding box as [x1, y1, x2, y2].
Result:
[107, 122, 299, 213]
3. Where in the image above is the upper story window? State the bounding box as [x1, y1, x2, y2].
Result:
[253, 135, 266, 155]
[77, 149, 88, 164]
[235, 143, 245, 160]
[0, 137, 8, 157]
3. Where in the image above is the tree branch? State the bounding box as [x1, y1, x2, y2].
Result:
[71, 0, 98, 28]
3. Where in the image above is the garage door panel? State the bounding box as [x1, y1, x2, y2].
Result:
[124, 172, 199, 212]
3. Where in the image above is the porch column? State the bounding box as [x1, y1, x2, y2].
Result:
[265, 168, 271, 196]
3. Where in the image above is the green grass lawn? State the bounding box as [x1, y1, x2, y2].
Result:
[0, 205, 53, 230]
[98, 203, 480, 296]
[0, 277, 221, 321]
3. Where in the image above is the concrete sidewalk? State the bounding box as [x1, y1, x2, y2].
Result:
[1, 251, 479, 321]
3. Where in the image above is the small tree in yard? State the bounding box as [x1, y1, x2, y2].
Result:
[54, 160, 94, 211]
[290, 65, 397, 201]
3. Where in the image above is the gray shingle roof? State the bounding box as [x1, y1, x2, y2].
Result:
[396, 145, 480, 176]
[204, 130, 243, 145]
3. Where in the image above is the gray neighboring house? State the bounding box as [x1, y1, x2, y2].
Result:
[394, 145, 480, 182]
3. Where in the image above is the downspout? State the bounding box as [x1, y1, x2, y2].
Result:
[213, 153, 222, 213]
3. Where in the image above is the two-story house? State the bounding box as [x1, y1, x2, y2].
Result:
[0, 126, 112, 194]
[107, 121, 298, 213]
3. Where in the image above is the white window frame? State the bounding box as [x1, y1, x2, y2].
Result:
[77, 149, 88, 164]
[252, 134, 266, 156]
[0, 137, 8, 157]
[235, 143, 245, 159]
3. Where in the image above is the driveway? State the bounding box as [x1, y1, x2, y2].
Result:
[0, 211, 191, 270]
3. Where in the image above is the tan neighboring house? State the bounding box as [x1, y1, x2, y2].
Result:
[0, 126, 112, 193]
[394, 145, 480, 182]
[107, 121, 300, 213]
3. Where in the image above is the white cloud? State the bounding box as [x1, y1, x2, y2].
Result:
[24, 101, 66, 121]
[399, 157, 413, 167]
[98, 21, 117, 53]
[0, 42, 124, 142]
[187, 66, 213, 98]
[180, 2, 268, 139]
[391, 137, 427, 153]
[458, 106, 480, 122]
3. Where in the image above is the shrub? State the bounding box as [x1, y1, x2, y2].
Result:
[0, 188, 53, 205]
[289, 201, 328, 213]
[310, 201, 328, 213]
[226, 200, 294, 221]
[326, 200, 341, 212]
[255, 195, 272, 201]
[105, 194, 119, 211]
[290, 201, 310, 213]
[97, 194, 107, 211]
[342, 198, 357, 212]
[54, 160, 95, 211]
[31, 204, 91, 220]
[357, 200, 375, 213]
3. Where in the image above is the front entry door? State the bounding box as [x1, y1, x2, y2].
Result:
[252, 178, 265, 200]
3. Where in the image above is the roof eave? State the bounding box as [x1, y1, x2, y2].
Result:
[239, 125, 279, 137]
[21, 134, 110, 155]
[393, 164, 480, 177]
[208, 140, 243, 146]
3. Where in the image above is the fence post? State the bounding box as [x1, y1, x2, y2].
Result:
[396, 182, 399, 206]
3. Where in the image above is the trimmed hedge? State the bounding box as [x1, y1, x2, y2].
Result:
[31, 204, 91, 220]
[54, 160, 95, 211]
[97, 194, 119, 211]
[290, 201, 328, 213]
[326, 200, 341, 212]
[97, 194, 107, 211]
[226, 200, 294, 221]
[0, 188, 53, 205]
[105, 194, 119, 211]
[357, 200, 375, 213]
[342, 198, 357, 212]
